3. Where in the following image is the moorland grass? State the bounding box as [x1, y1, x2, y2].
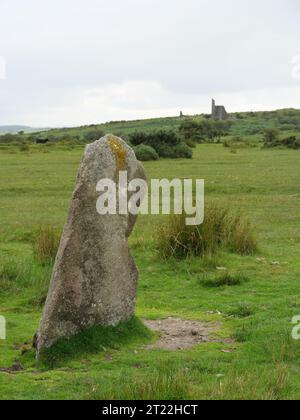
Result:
[33, 226, 60, 265]
[0, 142, 300, 399]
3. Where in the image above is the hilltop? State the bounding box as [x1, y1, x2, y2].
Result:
[0, 125, 48, 134]
[28, 108, 300, 140]
[1, 108, 300, 144]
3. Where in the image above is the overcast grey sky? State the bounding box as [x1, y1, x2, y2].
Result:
[0, 0, 299, 126]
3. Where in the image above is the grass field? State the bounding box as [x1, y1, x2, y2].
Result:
[0, 141, 300, 400]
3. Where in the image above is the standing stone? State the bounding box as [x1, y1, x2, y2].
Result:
[36, 135, 147, 358]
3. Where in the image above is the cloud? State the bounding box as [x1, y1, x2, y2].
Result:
[20, 80, 300, 127]
[0, 0, 299, 125]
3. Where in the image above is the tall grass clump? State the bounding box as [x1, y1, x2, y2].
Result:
[33, 226, 61, 265]
[225, 215, 258, 255]
[157, 203, 257, 259]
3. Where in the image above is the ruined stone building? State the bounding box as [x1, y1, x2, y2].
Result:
[211, 99, 228, 120]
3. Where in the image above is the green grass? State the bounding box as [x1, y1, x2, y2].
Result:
[38, 317, 154, 369]
[0, 141, 300, 400]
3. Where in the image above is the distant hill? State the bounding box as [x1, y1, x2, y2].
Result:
[0, 125, 48, 134]
[1, 108, 300, 141]
[30, 108, 300, 140]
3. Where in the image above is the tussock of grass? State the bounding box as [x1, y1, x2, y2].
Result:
[38, 317, 153, 368]
[157, 203, 257, 259]
[227, 302, 255, 318]
[199, 273, 249, 288]
[226, 216, 258, 256]
[33, 226, 60, 265]
[232, 324, 253, 343]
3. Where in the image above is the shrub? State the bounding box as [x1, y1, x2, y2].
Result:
[178, 119, 204, 143]
[185, 139, 197, 148]
[161, 142, 192, 159]
[157, 204, 257, 259]
[263, 128, 280, 147]
[128, 130, 192, 159]
[179, 119, 232, 144]
[281, 136, 300, 150]
[33, 226, 60, 265]
[134, 144, 159, 161]
[19, 142, 30, 152]
[83, 128, 105, 143]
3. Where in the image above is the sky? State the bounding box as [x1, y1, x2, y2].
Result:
[0, 0, 299, 127]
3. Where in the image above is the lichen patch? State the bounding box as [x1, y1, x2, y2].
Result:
[108, 135, 127, 171]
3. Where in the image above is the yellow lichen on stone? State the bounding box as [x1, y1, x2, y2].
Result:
[108, 135, 127, 171]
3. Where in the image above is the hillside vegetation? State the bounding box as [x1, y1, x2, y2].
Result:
[1, 108, 300, 147]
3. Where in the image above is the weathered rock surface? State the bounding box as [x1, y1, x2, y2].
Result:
[36, 135, 147, 358]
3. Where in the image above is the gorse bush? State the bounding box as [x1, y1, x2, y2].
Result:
[133, 144, 159, 161]
[169, 142, 193, 159]
[281, 136, 300, 149]
[157, 204, 257, 259]
[263, 133, 300, 150]
[129, 130, 180, 147]
[19, 142, 30, 152]
[184, 138, 197, 148]
[33, 226, 61, 265]
[128, 130, 192, 159]
[263, 128, 280, 147]
[179, 118, 232, 143]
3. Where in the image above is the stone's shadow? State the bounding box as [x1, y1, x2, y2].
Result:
[37, 317, 153, 369]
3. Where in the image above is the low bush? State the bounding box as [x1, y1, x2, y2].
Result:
[185, 139, 197, 148]
[281, 136, 300, 149]
[134, 144, 159, 161]
[128, 130, 193, 159]
[263, 133, 300, 150]
[19, 142, 30, 152]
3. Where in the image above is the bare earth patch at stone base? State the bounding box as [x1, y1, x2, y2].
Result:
[143, 318, 219, 351]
